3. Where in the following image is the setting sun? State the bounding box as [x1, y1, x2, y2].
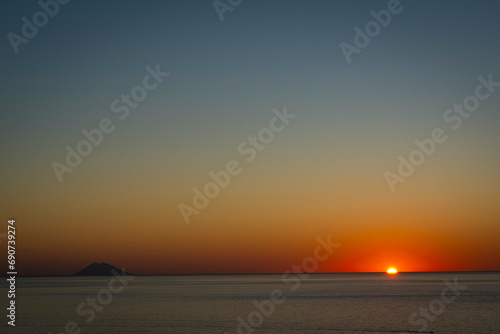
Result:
[386, 268, 398, 275]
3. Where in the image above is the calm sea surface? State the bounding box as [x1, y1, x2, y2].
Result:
[1, 272, 499, 333]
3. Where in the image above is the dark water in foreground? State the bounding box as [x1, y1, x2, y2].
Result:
[1, 272, 499, 333]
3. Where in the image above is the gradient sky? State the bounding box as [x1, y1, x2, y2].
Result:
[1, 0, 499, 275]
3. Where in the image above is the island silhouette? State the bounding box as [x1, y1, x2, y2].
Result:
[73, 262, 134, 276]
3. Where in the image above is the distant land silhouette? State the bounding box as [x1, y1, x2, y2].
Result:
[73, 262, 134, 276]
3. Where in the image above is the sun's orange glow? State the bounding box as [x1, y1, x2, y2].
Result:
[386, 267, 398, 274]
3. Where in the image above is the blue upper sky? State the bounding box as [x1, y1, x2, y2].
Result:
[2, 0, 500, 186]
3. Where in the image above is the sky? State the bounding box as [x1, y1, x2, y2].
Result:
[1, 0, 499, 275]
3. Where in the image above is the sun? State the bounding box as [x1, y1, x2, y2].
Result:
[386, 267, 398, 275]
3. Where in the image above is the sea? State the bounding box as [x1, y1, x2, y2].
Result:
[1, 272, 499, 333]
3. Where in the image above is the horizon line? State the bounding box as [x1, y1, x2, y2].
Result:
[4, 270, 500, 278]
